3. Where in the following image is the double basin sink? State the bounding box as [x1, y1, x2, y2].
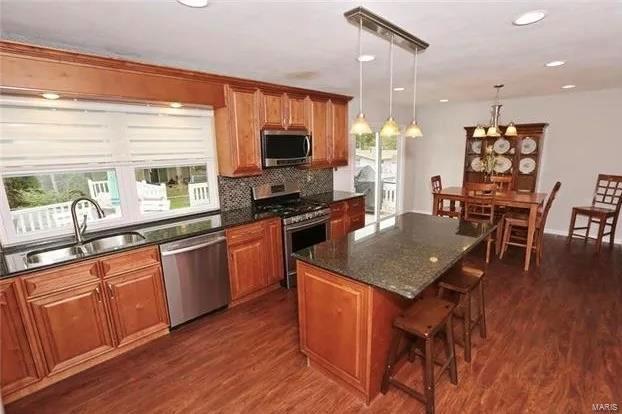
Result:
[26, 232, 146, 266]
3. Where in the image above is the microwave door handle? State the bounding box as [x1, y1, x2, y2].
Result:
[303, 136, 311, 156]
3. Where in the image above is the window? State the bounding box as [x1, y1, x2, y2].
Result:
[0, 96, 219, 245]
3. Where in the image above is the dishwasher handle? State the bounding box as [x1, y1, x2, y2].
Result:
[160, 236, 226, 257]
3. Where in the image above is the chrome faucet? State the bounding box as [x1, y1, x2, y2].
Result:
[71, 197, 105, 244]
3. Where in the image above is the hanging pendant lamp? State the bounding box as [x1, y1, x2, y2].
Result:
[473, 124, 486, 138]
[404, 47, 423, 138]
[380, 35, 400, 138]
[350, 16, 372, 136]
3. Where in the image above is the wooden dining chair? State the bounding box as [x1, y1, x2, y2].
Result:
[568, 174, 622, 253]
[489, 175, 512, 192]
[431, 175, 460, 218]
[500, 182, 561, 266]
[464, 182, 500, 263]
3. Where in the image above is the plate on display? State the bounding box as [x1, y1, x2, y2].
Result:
[493, 138, 511, 154]
[521, 137, 537, 154]
[470, 140, 482, 154]
[470, 157, 483, 172]
[519, 158, 536, 174]
[494, 156, 512, 173]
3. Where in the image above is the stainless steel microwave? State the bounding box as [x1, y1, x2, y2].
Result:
[261, 129, 312, 168]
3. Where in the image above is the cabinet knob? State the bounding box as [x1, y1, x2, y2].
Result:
[95, 286, 102, 302]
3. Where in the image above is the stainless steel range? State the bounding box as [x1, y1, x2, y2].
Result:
[252, 183, 330, 288]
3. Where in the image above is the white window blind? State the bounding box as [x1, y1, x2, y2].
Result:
[0, 96, 215, 171]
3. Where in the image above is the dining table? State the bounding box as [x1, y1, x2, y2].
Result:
[432, 186, 548, 271]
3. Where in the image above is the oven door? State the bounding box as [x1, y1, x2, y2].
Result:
[283, 215, 329, 288]
[262, 130, 311, 168]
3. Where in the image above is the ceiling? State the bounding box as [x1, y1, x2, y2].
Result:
[1, 0, 621, 114]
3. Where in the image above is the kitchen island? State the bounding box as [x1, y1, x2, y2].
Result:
[293, 213, 493, 403]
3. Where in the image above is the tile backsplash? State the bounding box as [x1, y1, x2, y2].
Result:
[218, 167, 333, 210]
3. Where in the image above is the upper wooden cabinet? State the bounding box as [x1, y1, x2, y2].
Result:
[215, 85, 263, 177]
[259, 91, 309, 131]
[308, 98, 331, 167]
[329, 100, 349, 166]
[286, 94, 309, 130]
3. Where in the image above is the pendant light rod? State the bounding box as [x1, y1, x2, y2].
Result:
[344, 6, 429, 53]
[388, 34, 394, 116]
[358, 16, 363, 114]
[412, 47, 418, 119]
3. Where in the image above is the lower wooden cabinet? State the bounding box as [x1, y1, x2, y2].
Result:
[329, 196, 365, 240]
[104, 266, 169, 348]
[0, 279, 43, 395]
[266, 218, 285, 285]
[28, 282, 114, 375]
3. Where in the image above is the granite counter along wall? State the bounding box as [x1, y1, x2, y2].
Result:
[218, 167, 333, 211]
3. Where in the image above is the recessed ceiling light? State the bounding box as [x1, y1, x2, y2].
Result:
[357, 54, 375, 62]
[561, 84, 576, 89]
[513, 10, 546, 26]
[545, 60, 565, 67]
[176, 0, 208, 7]
[393, 87, 405, 92]
[170, 102, 183, 108]
[41, 92, 60, 100]
[439, 99, 449, 103]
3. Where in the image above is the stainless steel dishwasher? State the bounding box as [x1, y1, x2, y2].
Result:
[160, 231, 229, 327]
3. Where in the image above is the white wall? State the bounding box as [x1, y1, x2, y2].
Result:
[401, 88, 622, 242]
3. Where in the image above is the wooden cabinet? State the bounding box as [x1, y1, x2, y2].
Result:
[347, 197, 365, 232]
[215, 85, 262, 177]
[226, 218, 284, 303]
[308, 98, 331, 167]
[104, 266, 169, 348]
[1, 279, 43, 396]
[28, 282, 114, 375]
[329, 196, 365, 240]
[260, 90, 286, 129]
[286, 94, 308, 129]
[329, 100, 349, 166]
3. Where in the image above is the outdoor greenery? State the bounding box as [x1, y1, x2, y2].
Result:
[355, 133, 398, 150]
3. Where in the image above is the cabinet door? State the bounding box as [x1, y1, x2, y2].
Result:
[227, 234, 268, 301]
[260, 91, 286, 129]
[330, 215, 348, 240]
[29, 282, 114, 375]
[266, 218, 284, 285]
[286, 94, 309, 130]
[309, 99, 330, 167]
[228, 86, 262, 175]
[347, 197, 366, 232]
[1, 280, 42, 395]
[329, 100, 349, 166]
[104, 266, 169, 347]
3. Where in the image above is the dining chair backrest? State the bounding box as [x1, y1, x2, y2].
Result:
[465, 182, 497, 196]
[540, 181, 562, 231]
[592, 174, 622, 212]
[431, 175, 442, 193]
[489, 175, 513, 191]
[464, 182, 497, 223]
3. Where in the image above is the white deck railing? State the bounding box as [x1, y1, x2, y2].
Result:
[11, 200, 98, 234]
[382, 181, 396, 213]
[188, 182, 210, 207]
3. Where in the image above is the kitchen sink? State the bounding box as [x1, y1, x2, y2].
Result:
[82, 232, 145, 252]
[26, 244, 87, 265]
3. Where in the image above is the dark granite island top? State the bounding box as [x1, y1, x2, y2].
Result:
[303, 190, 364, 204]
[293, 212, 494, 299]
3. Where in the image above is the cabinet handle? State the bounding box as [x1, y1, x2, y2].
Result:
[95, 286, 102, 302]
[108, 283, 114, 299]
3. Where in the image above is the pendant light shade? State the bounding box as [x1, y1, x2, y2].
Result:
[404, 121, 423, 138]
[381, 35, 400, 138]
[380, 116, 400, 138]
[473, 124, 486, 138]
[350, 16, 372, 136]
[486, 125, 501, 137]
[404, 47, 423, 138]
[505, 122, 518, 137]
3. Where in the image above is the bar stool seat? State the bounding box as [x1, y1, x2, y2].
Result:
[438, 265, 486, 363]
[382, 297, 458, 414]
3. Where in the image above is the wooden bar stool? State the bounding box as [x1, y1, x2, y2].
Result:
[381, 297, 458, 414]
[437, 265, 486, 363]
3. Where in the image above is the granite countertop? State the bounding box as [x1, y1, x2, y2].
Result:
[303, 191, 365, 204]
[293, 212, 495, 299]
[0, 208, 278, 279]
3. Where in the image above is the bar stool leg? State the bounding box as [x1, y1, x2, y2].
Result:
[463, 292, 472, 363]
[444, 315, 458, 385]
[478, 280, 487, 339]
[381, 329, 402, 394]
[424, 337, 435, 414]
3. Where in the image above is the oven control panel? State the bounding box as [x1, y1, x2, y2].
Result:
[282, 208, 331, 226]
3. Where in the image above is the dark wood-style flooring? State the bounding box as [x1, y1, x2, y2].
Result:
[6, 235, 622, 413]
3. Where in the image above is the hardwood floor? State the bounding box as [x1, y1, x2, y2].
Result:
[5, 235, 621, 413]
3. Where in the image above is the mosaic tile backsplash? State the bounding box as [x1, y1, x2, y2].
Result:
[218, 167, 333, 210]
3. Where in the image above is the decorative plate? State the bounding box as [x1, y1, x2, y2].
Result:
[493, 138, 511, 154]
[521, 137, 537, 154]
[470, 140, 482, 154]
[494, 156, 512, 173]
[519, 157, 536, 174]
[470, 157, 483, 172]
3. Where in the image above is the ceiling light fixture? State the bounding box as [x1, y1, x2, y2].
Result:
[404, 47, 423, 138]
[561, 84, 576, 89]
[357, 54, 375, 62]
[176, 0, 208, 8]
[393, 87, 405, 92]
[350, 16, 372, 136]
[545, 60, 565, 67]
[41, 92, 60, 100]
[169, 102, 183, 108]
[380, 35, 400, 138]
[477, 84, 517, 137]
[513, 10, 546, 26]
[439, 99, 449, 103]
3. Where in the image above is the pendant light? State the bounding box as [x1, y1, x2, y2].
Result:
[483, 84, 518, 137]
[472, 124, 486, 138]
[380, 35, 400, 138]
[404, 47, 423, 138]
[350, 16, 372, 136]
[505, 121, 518, 137]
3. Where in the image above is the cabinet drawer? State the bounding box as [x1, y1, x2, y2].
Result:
[330, 201, 348, 217]
[349, 214, 366, 232]
[226, 221, 266, 246]
[100, 246, 160, 279]
[22, 260, 100, 298]
[347, 197, 365, 216]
